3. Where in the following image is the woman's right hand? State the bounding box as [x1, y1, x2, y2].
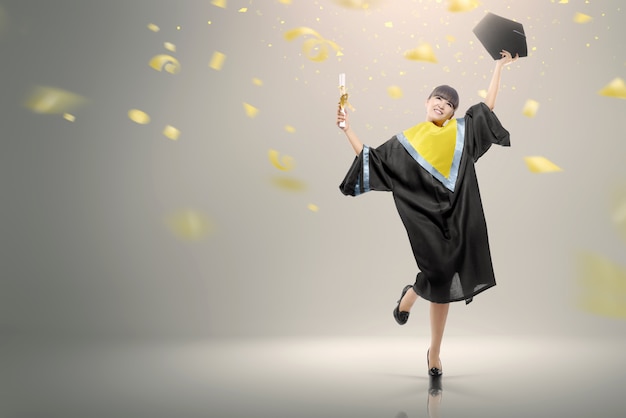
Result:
[337, 105, 349, 131]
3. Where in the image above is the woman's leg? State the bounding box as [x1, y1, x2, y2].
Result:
[398, 290, 449, 370]
[398, 287, 418, 312]
[428, 302, 449, 370]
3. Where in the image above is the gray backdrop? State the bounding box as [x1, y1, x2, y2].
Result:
[2, 0, 625, 341]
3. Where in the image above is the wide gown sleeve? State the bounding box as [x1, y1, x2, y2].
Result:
[339, 141, 395, 196]
[465, 102, 511, 162]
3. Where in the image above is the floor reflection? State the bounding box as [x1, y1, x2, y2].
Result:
[2, 335, 626, 417]
[427, 376, 443, 417]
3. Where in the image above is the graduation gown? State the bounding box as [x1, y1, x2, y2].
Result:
[339, 102, 510, 304]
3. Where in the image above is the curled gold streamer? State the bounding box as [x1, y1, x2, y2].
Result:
[149, 54, 181, 74]
[284, 26, 342, 62]
[268, 149, 294, 171]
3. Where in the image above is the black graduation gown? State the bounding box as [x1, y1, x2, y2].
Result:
[339, 102, 510, 304]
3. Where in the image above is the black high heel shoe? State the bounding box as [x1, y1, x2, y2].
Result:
[427, 349, 442, 377]
[393, 285, 413, 325]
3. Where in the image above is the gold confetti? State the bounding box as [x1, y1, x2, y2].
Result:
[149, 54, 181, 74]
[163, 125, 180, 140]
[573, 12, 592, 23]
[523, 156, 563, 173]
[576, 252, 626, 319]
[147, 23, 160, 32]
[284, 26, 342, 62]
[284, 125, 296, 133]
[522, 99, 540, 118]
[252, 77, 263, 86]
[384, 21, 393, 28]
[271, 176, 307, 192]
[63, 113, 75, 122]
[308, 203, 319, 212]
[478, 89, 487, 99]
[167, 209, 213, 241]
[558, 0, 569, 3]
[598, 77, 626, 99]
[209, 51, 226, 71]
[128, 109, 150, 124]
[387, 85, 403, 99]
[211, 0, 227, 8]
[404, 43, 437, 63]
[268, 149, 294, 171]
[164, 42, 176, 52]
[243, 102, 259, 118]
[447, 0, 480, 12]
[446, 35, 456, 43]
[279, 0, 292, 3]
[238, 7, 247, 12]
[23, 86, 88, 114]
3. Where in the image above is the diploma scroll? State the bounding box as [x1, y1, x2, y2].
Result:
[338, 73, 348, 128]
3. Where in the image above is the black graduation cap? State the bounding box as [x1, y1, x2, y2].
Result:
[472, 12, 527, 60]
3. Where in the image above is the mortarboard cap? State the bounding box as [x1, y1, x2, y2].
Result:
[473, 12, 527, 60]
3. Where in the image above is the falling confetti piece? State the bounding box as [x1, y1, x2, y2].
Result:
[164, 42, 176, 52]
[610, 184, 626, 243]
[308, 204, 319, 212]
[149, 54, 181, 74]
[522, 99, 540, 118]
[252, 77, 263, 86]
[284, 27, 342, 62]
[598, 77, 626, 99]
[573, 12, 592, 23]
[387, 85, 403, 99]
[576, 252, 626, 319]
[211, 0, 226, 8]
[524, 156, 563, 173]
[404, 43, 437, 63]
[271, 176, 307, 192]
[268, 149, 294, 171]
[63, 113, 75, 122]
[446, 35, 456, 43]
[128, 109, 150, 124]
[558, 0, 569, 3]
[384, 22, 393, 28]
[147, 23, 160, 32]
[238, 7, 247, 12]
[447, 0, 480, 12]
[167, 209, 213, 240]
[279, 0, 292, 4]
[163, 125, 180, 140]
[243, 102, 259, 118]
[284, 125, 296, 133]
[477, 89, 487, 99]
[209, 51, 226, 70]
[23, 86, 88, 114]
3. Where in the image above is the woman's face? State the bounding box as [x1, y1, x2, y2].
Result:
[425, 95, 455, 126]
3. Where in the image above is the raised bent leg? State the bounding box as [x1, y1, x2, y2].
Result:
[399, 287, 418, 312]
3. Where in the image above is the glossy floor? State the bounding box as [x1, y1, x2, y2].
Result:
[4, 335, 626, 417]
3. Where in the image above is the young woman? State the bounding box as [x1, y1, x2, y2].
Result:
[337, 50, 518, 376]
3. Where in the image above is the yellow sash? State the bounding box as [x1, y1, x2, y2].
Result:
[402, 120, 457, 178]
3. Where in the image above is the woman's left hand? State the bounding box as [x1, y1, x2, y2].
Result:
[498, 49, 519, 66]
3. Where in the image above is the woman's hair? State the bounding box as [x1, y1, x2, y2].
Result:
[428, 85, 459, 110]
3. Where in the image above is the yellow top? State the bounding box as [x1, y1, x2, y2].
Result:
[402, 119, 457, 178]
